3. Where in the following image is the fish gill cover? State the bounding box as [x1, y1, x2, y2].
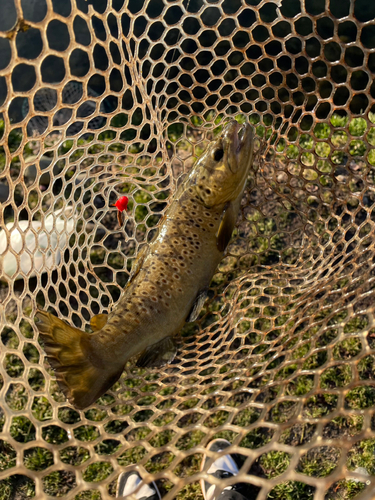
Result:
[0, 0, 375, 499]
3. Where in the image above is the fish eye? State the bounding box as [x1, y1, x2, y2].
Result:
[212, 148, 224, 162]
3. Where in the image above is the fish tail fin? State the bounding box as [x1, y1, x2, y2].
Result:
[36, 310, 123, 410]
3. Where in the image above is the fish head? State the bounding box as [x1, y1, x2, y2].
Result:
[193, 120, 254, 207]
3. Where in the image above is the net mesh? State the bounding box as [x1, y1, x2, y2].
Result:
[0, 0, 375, 498]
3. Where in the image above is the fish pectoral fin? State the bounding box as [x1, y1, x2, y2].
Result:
[90, 313, 108, 331]
[216, 201, 237, 252]
[186, 288, 208, 323]
[136, 337, 177, 368]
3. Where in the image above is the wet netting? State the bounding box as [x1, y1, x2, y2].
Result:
[0, 0, 375, 498]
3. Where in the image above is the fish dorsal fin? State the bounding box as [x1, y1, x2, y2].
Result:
[186, 288, 208, 323]
[216, 202, 237, 253]
[90, 313, 108, 331]
[136, 336, 177, 368]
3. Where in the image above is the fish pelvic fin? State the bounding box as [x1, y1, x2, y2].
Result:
[136, 336, 177, 368]
[36, 310, 123, 410]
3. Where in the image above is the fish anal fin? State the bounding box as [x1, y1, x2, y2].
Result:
[216, 202, 237, 252]
[136, 337, 177, 368]
[68, 365, 124, 409]
[36, 310, 124, 410]
[90, 313, 108, 331]
[186, 288, 208, 323]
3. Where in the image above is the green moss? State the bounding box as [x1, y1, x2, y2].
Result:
[10, 417, 36, 443]
[240, 427, 274, 449]
[326, 480, 365, 500]
[118, 446, 147, 466]
[42, 470, 76, 496]
[286, 375, 314, 396]
[83, 462, 114, 482]
[94, 439, 121, 456]
[150, 430, 177, 448]
[42, 425, 68, 445]
[333, 338, 362, 360]
[4, 354, 25, 378]
[32, 397, 53, 422]
[74, 491, 102, 500]
[320, 365, 352, 389]
[267, 481, 314, 499]
[103, 419, 128, 434]
[58, 407, 81, 424]
[297, 446, 340, 477]
[349, 117, 367, 136]
[344, 315, 369, 334]
[345, 386, 375, 409]
[24, 447, 53, 471]
[347, 438, 375, 475]
[0, 476, 35, 499]
[145, 451, 175, 473]
[60, 446, 90, 466]
[260, 451, 291, 478]
[0, 440, 16, 471]
[74, 425, 100, 442]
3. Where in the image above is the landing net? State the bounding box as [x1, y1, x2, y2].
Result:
[0, 1, 375, 499]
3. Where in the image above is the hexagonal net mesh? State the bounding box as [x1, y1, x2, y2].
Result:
[0, 0, 375, 498]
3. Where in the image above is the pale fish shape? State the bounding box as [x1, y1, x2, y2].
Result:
[0, 206, 75, 280]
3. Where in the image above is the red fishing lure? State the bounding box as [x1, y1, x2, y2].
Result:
[114, 196, 128, 212]
[112, 196, 128, 226]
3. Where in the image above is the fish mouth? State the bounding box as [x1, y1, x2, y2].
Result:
[237, 124, 246, 150]
[223, 121, 252, 173]
[236, 123, 251, 154]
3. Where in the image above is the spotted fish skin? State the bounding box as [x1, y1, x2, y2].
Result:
[99, 190, 226, 356]
[36, 120, 254, 409]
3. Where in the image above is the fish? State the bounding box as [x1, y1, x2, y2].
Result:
[36, 120, 255, 410]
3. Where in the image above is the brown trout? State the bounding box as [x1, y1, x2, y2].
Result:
[36, 120, 254, 409]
